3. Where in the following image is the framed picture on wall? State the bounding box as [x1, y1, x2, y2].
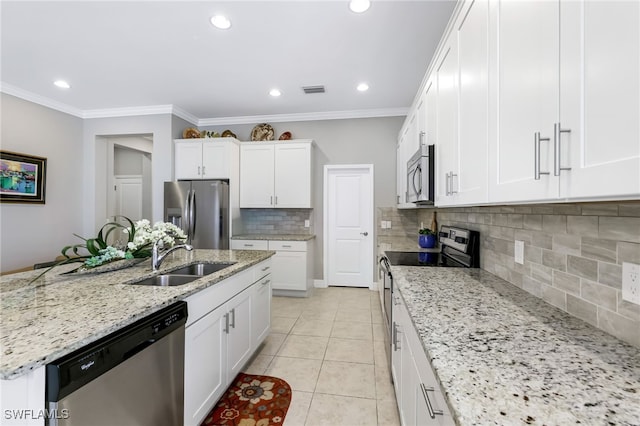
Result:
[0, 150, 47, 204]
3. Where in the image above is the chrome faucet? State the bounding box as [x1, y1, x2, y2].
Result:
[152, 240, 193, 271]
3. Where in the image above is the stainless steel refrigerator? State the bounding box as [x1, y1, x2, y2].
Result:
[164, 180, 229, 249]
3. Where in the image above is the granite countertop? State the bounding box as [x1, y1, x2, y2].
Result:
[391, 264, 640, 425]
[0, 249, 274, 380]
[232, 234, 316, 241]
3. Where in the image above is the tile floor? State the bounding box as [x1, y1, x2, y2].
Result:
[242, 286, 401, 426]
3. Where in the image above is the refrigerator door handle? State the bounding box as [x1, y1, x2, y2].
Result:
[190, 189, 196, 238]
[184, 189, 192, 241]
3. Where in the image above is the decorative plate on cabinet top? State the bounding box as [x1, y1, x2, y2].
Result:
[221, 129, 237, 138]
[278, 131, 292, 140]
[250, 123, 275, 141]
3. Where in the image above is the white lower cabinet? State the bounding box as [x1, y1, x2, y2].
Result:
[392, 294, 454, 426]
[184, 259, 272, 426]
[231, 239, 314, 295]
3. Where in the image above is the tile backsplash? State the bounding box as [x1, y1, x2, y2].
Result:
[239, 208, 313, 235]
[378, 201, 640, 348]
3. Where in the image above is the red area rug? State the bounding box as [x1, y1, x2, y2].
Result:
[201, 373, 292, 426]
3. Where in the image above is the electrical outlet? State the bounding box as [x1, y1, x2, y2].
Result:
[380, 221, 387, 229]
[514, 240, 524, 265]
[304, 220, 310, 228]
[386, 221, 392, 229]
[622, 262, 640, 305]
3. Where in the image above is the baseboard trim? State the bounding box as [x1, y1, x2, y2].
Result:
[314, 279, 327, 288]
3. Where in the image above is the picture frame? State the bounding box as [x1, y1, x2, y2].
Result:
[0, 150, 47, 204]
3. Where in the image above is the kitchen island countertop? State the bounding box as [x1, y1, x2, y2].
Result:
[0, 249, 274, 380]
[391, 264, 640, 425]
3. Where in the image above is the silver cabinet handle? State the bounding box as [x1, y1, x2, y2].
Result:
[282, 244, 292, 248]
[197, 166, 201, 176]
[420, 384, 444, 418]
[419, 131, 426, 146]
[261, 266, 270, 272]
[270, 195, 273, 205]
[450, 172, 458, 195]
[261, 279, 271, 286]
[534, 132, 551, 180]
[224, 312, 230, 334]
[554, 122, 572, 176]
[392, 322, 399, 351]
[360, 232, 369, 236]
[274, 196, 278, 205]
[202, 166, 206, 175]
[230, 308, 236, 329]
[244, 244, 254, 247]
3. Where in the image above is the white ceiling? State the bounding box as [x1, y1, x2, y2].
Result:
[1, 1, 456, 124]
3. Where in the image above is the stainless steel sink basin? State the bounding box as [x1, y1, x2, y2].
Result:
[169, 262, 234, 276]
[129, 274, 199, 287]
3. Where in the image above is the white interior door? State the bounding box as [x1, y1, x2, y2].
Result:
[324, 165, 374, 288]
[114, 176, 143, 243]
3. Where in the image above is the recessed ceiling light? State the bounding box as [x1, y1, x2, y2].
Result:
[210, 15, 231, 29]
[54, 80, 70, 89]
[349, 0, 370, 13]
[357, 83, 369, 92]
[269, 88, 281, 97]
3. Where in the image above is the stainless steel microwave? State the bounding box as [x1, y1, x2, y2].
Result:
[406, 144, 435, 204]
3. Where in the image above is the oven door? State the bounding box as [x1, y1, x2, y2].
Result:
[406, 158, 421, 203]
[379, 256, 393, 379]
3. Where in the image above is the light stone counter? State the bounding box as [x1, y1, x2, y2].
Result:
[0, 249, 274, 380]
[391, 265, 640, 425]
[231, 234, 315, 241]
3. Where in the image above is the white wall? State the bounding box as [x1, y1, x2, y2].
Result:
[0, 94, 84, 272]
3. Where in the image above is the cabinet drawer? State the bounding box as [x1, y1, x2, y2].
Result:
[230, 240, 268, 250]
[254, 259, 272, 282]
[268, 240, 307, 251]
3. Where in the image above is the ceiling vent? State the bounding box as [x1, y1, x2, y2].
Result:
[302, 85, 326, 94]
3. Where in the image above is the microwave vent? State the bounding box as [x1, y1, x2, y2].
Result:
[302, 85, 326, 94]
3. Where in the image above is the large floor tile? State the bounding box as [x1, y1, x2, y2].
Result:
[259, 333, 287, 356]
[315, 360, 376, 399]
[273, 304, 305, 319]
[335, 308, 373, 323]
[374, 363, 396, 401]
[373, 339, 389, 366]
[305, 393, 378, 426]
[331, 321, 373, 340]
[299, 308, 338, 322]
[265, 356, 322, 393]
[271, 316, 298, 334]
[290, 317, 333, 337]
[278, 335, 329, 360]
[372, 322, 386, 342]
[376, 396, 401, 426]
[242, 354, 273, 375]
[282, 390, 312, 426]
[324, 338, 374, 364]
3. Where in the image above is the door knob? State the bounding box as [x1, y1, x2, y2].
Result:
[360, 232, 369, 236]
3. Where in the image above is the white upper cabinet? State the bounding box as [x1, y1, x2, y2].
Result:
[240, 140, 313, 208]
[558, 0, 640, 199]
[175, 138, 237, 180]
[488, 0, 560, 203]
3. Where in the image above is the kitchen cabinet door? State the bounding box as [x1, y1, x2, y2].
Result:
[454, 0, 489, 205]
[488, 0, 560, 203]
[251, 274, 271, 349]
[201, 141, 230, 179]
[435, 38, 459, 206]
[240, 144, 275, 207]
[226, 286, 253, 379]
[175, 141, 204, 179]
[270, 250, 306, 291]
[184, 303, 227, 426]
[274, 143, 312, 208]
[559, 0, 640, 199]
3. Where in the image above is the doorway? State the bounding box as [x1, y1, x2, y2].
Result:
[323, 165, 374, 288]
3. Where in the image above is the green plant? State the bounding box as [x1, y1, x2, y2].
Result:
[418, 228, 437, 235]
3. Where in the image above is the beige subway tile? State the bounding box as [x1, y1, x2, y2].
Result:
[598, 262, 622, 290]
[581, 203, 618, 216]
[523, 276, 543, 298]
[489, 226, 515, 240]
[542, 250, 567, 272]
[567, 255, 598, 281]
[581, 237, 617, 263]
[581, 279, 618, 311]
[532, 231, 553, 250]
[531, 263, 553, 285]
[567, 215, 598, 237]
[523, 214, 543, 231]
[531, 205, 555, 214]
[599, 217, 640, 243]
[552, 234, 581, 256]
[514, 206, 534, 214]
[598, 308, 640, 348]
[618, 298, 640, 322]
[566, 294, 598, 327]
[542, 284, 567, 310]
[508, 214, 524, 228]
[618, 242, 640, 264]
[553, 270, 581, 296]
[525, 245, 543, 264]
[542, 215, 567, 234]
[514, 229, 534, 244]
[553, 204, 582, 215]
[617, 202, 640, 217]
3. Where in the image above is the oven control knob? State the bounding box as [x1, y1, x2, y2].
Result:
[454, 236, 467, 244]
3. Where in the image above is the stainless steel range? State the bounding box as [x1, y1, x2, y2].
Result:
[379, 225, 480, 378]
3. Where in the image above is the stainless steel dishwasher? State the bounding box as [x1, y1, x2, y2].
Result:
[46, 301, 187, 426]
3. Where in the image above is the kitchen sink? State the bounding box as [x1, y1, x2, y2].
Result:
[169, 262, 235, 276]
[129, 274, 199, 287]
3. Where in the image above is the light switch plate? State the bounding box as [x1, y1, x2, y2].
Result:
[622, 262, 640, 305]
[514, 240, 524, 265]
[386, 221, 392, 229]
[380, 221, 387, 229]
[304, 220, 310, 228]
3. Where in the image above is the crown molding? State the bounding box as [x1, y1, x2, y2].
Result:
[0, 82, 84, 118]
[1, 82, 407, 125]
[198, 107, 408, 126]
